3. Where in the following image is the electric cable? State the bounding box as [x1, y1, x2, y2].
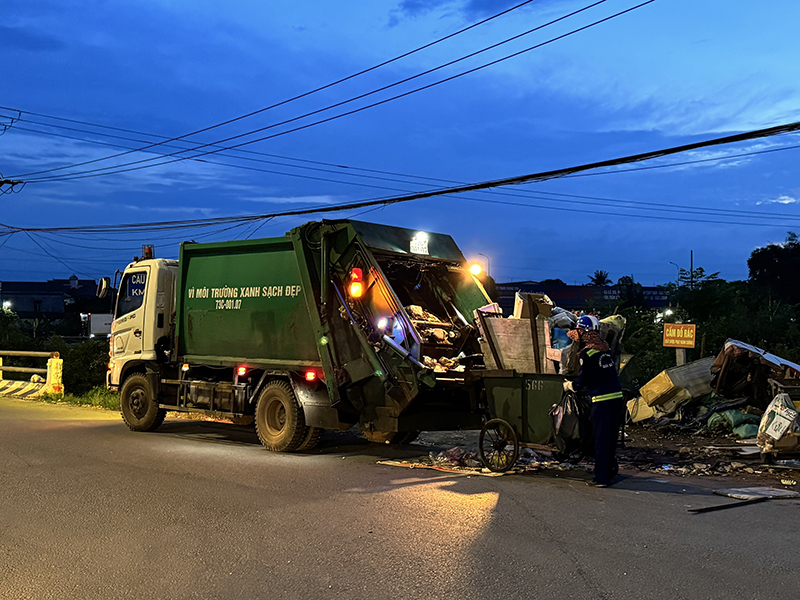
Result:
[9, 117, 800, 223]
[5, 115, 800, 243]
[3, 0, 540, 179]
[16, 0, 648, 183]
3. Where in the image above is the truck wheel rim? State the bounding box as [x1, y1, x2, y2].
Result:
[130, 388, 147, 419]
[265, 399, 287, 435]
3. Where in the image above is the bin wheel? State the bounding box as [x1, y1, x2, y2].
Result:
[479, 419, 519, 473]
[255, 381, 307, 452]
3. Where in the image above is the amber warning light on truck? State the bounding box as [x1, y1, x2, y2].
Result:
[349, 268, 364, 298]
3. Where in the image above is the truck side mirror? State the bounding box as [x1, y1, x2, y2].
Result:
[97, 277, 111, 299]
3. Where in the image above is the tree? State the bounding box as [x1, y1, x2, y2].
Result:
[748, 232, 800, 305]
[588, 270, 612, 286]
[539, 278, 567, 286]
[616, 275, 645, 308]
[677, 266, 719, 290]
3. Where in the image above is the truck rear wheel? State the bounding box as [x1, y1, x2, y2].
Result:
[120, 373, 166, 432]
[297, 427, 324, 452]
[255, 381, 307, 452]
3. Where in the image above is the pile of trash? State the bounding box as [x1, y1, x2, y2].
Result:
[476, 292, 626, 376]
[628, 340, 800, 448]
[422, 355, 465, 373]
[405, 305, 456, 346]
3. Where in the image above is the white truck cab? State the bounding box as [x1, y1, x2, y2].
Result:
[107, 258, 178, 388]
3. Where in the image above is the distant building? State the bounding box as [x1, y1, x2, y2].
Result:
[496, 280, 671, 314]
[0, 275, 98, 319]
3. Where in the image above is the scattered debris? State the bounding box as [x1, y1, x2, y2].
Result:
[689, 497, 769, 514]
[713, 486, 800, 500]
[711, 340, 800, 409]
[378, 446, 581, 476]
[639, 358, 714, 415]
[689, 486, 800, 514]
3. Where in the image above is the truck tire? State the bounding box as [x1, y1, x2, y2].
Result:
[120, 373, 166, 432]
[255, 381, 307, 452]
[297, 427, 324, 452]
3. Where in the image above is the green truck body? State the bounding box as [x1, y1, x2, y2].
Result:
[108, 219, 494, 450]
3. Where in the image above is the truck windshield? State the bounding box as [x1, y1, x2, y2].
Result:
[116, 271, 147, 318]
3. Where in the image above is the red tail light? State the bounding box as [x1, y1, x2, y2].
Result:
[305, 370, 317, 382]
[349, 268, 364, 298]
[237, 366, 247, 377]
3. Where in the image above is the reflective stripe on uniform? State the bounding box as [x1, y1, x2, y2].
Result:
[592, 391, 623, 403]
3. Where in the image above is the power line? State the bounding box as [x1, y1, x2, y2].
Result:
[18, 0, 650, 183]
[4, 116, 800, 238]
[4, 0, 540, 180]
[9, 113, 800, 224]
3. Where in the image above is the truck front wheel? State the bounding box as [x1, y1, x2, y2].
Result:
[120, 373, 166, 432]
[255, 381, 307, 452]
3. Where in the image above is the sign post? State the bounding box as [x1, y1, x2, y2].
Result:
[663, 323, 697, 366]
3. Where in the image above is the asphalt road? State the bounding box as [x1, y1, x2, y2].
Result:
[2, 398, 799, 600]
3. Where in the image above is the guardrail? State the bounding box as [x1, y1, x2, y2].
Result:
[0, 350, 64, 398]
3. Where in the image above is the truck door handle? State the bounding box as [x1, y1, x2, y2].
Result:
[133, 329, 142, 337]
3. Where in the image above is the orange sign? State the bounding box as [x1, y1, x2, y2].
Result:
[663, 323, 696, 348]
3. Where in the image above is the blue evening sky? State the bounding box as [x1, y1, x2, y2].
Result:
[1, 0, 799, 286]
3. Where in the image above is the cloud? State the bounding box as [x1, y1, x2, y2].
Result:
[242, 195, 340, 205]
[3, 130, 250, 194]
[388, 0, 451, 25]
[0, 25, 64, 52]
[388, 0, 535, 25]
[757, 195, 797, 206]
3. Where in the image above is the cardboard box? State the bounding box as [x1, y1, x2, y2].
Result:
[627, 397, 657, 423]
[512, 292, 554, 319]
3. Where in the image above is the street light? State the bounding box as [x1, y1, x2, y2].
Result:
[478, 253, 491, 277]
[669, 261, 680, 285]
[2, 301, 11, 309]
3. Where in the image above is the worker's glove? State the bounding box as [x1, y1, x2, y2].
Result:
[563, 380, 574, 392]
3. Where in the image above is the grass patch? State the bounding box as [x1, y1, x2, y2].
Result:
[41, 386, 120, 411]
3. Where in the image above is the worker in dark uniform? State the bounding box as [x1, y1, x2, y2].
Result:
[563, 315, 624, 487]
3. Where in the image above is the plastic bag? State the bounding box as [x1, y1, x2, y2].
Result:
[549, 308, 577, 330]
[707, 409, 760, 430]
[757, 393, 800, 453]
[550, 391, 592, 457]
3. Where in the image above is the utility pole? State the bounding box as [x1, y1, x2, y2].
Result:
[478, 253, 491, 277]
[690, 250, 694, 290]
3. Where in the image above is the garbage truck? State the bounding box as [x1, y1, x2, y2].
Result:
[99, 219, 493, 451]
